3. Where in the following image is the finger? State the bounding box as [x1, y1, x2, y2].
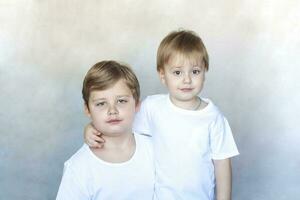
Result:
[93, 141, 104, 148]
[87, 140, 102, 148]
[92, 130, 101, 136]
[86, 134, 105, 146]
[91, 134, 105, 143]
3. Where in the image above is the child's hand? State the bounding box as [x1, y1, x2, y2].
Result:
[84, 123, 105, 148]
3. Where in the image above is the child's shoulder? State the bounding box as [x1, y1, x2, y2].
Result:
[202, 98, 231, 125]
[201, 98, 225, 117]
[140, 94, 168, 112]
[134, 133, 153, 158]
[64, 144, 91, 168]
[134, 133, 152, 146]
[144, 94, 167, 101]
[142, 94, 168, 106]
[61, 144, 98, 185]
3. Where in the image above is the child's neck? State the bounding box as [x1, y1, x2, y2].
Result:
[90, 131, 136, 163]
[101, 132, 135, 150]
[170, 96, 202, 110]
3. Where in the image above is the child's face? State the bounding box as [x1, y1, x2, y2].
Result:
[85, 79, 139, 137]
[159, 56, 205, 105]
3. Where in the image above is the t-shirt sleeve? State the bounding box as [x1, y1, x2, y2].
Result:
[133, 97, 152, 136]
[56, 162, 89, 200]
[210, 114, 239, 160]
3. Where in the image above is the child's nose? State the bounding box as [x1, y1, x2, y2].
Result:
[183, 73, 192, 83]
[107, 105, 118, 115]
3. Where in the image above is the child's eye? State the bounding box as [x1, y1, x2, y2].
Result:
[173, 70, 182, 76]
[192, 69, 201, 75]
[117, 99, 128, 104]
[96, 102, 106, 107]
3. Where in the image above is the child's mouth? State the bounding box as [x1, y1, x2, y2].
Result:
[106, 119, 122, 124]
[180, 88, 193, 92]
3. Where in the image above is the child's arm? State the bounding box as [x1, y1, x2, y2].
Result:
[213, 158, 232, 200]
[84, 123, 105, 148]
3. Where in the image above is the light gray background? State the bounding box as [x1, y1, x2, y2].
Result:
[1, 1, 299, 199]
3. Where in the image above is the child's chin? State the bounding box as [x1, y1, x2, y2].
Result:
[103, 131, 129, 137]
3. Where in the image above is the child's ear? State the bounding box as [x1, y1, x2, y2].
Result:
[158, 69, 166, 85]
[135, 100, 141, 113]
[84, 103, 91, 118]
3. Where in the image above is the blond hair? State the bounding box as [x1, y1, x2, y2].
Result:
[82, 60, 140, 107]
[157, 30, 209, 71]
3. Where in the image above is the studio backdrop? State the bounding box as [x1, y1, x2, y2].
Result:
[0, 1, 299, 199]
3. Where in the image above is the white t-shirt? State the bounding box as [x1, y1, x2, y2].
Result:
[133, 94, 239, 200]
[56, 133, 155, 200]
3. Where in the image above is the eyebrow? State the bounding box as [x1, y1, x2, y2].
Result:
[192, 66, 203, 69]
[91, 95, 131, 102]
[116, 95, 131, 98]
[170, 65, 203, 69]
[169, 66, 183, 70]
[91, 98, 106, 102]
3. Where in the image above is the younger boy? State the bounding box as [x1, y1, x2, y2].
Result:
[85, 30, 239, 200]
[56, 61, 155, 200]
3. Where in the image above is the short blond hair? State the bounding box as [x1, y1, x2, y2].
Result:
[82, 60, 140, 107]
[157, 30, 209, 72]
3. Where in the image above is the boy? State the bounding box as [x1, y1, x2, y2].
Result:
[85, 30, 239, 200]
[56, 61, 155, 200]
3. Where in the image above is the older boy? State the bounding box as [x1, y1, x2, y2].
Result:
[56, 61, 155, 200]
